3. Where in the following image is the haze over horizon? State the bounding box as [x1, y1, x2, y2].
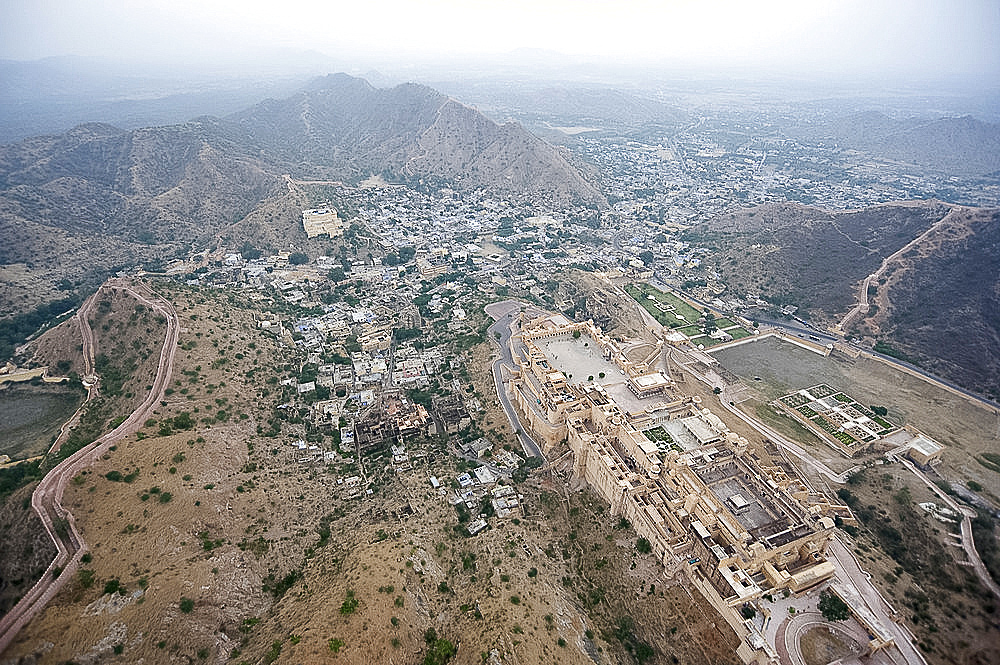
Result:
[2, 0, 998, 86]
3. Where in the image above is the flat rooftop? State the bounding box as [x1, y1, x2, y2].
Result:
[909, 435, 943, 456]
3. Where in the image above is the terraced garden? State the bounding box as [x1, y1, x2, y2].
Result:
[624, 283, 754, 348]
[774, 384, 899, 455]
[625, 283, 701, 328]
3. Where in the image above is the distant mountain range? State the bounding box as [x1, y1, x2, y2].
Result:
[0, 73, 604, 317]
[0, 57, 314, 145]
[787, 111, 1000, 177]
[432, 82, 691, 133]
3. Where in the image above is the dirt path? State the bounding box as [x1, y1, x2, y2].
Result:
[0, 279, 179, 655]
[835, 205, 959, 334]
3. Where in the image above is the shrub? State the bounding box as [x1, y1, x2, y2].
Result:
[180, 597, 195, 613]
[78, 569, 95, 588]
[264, 640, 282, 664]
[339, 590, 359, 615]
[423, 637, 457, 665]
[819, 589, 850, 621]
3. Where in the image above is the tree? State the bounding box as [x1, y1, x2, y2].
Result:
[818, 589, 850, 621]
[289, 252, 308, 265]
[240, 242, 261, 260]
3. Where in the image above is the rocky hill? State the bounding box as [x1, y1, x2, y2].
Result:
[0, 121, 282, 317]
[692, 201, 950, 314]
[226, 73, 604, 204]
[869, 206, 1000, 398]
[787, 111, 1000, 177]
[0, 73, 604, 318]
[691, 201, 1000, 398]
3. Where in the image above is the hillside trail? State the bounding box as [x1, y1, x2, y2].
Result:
[835, 204, 960, 334]
[0, 279, 180, 656]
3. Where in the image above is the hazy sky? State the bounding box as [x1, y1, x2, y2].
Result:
[3, 0, 998, 80]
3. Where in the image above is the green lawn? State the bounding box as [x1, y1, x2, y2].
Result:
[644, 426, 673, 443]
[727, 328, 752, 340]
[796, 405, 818, 418]
[678, 324, 703, 337]
[714, 317, 736, 328]
[625, 283, 702, 328]
[834, 431, 857, 446]
[688, 335, 714, 348]
[872, 416, 894, 430]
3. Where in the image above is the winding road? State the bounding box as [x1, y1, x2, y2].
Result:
[485, 300, 544, 459]
[0, 279, 179, 655]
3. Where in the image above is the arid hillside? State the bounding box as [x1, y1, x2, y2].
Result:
[0, 74, 604, 320]
[785, 111, 1000, 177]
[866, 206, 1000, 398]
[0, 287, 168, 619]
[226, 73, 605, 206]
[691, 201, 949, 315]
[690, 201, 1000, 398]
[0, 121, 282, 318]
[1, 284, 735, 665]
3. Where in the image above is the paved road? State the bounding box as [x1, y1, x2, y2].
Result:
[0, 280, 180, 655]
[485, 301, 544, 459]
[826, 538, 926, 665]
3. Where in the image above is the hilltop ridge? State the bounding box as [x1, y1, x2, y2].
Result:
[0, 73, 604, 316]
[227, 73, 604, 204]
